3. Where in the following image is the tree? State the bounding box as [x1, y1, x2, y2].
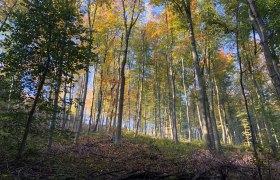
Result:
[247, 0, 280, 98]
[115, 0, 142, 145]
[235, 3, 262, 178]
[180, 0, 214, 150]
[0, 0, 91, 158]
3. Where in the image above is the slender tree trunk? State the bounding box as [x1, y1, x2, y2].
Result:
[135, 50, 145, 136]
[66, 78, 73, 130]
[47, 69, 63, 154]
[236, 6, 262, 179]
[115, 0, 141, 144]
[112, 34, 123, 139]
[87, 0, 96, 134]
[262, 105, 277, 155]
[206, 54, 222, 152]
[181, 59, 192, 142]
[214, 78, 226, 144]
[61, 79, 68, 130]
[112, 79, 119, 139]
[196, 103, 203, 135]
[128, 69, 131, 131]
[182, 0, 214, 150]
[108, 98, 115, 132]
[74, 69, 89, 144]
[247, 0, 280, 98]
[165, 5, 178, 143]
[17, 3, 54, 157]
[88, 67, 96, 133]
[93, 71, 103, 132]
[48, 0, 71, 149]
[250, 94, 263, 145]
[73, 77, 84, 131]
[170, 64, 178, 144]
[115, 35, 129, 144]
[222, 104, 232, 144]
[166, 62, 174, 140]
[272, 127, 280, 148]
[155, 61, 162, 137]
[144, 95, 147, 135]
[247, 49, 278, 155]
[7, 76, 14, 111]
[94, 37, 110, 131]
[17, 52, 51, 159]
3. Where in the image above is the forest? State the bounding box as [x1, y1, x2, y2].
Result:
[1, 0, 280, 179]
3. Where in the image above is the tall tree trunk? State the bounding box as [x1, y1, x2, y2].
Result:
[249, 94, 263, 145]
[206, 54, 222, 152]
[74, 69, 89, 144]
[155, 61, 163, 137]
[166, 62, 174, 140]
[214, 78, 226, 144]
[61, 78, 68, 130]
[7, 76, 14, 111]
[94, 36, 110, 132]
[247, 0, 280, 98]
[112, 81, 119, 139]
[17, 8, 53, 161]
[181, 59, 192, 142]
[112, 34, 123, 139]
[115, 0, 141, 144]
[87, 0, 97, 134]
[196, 102, 203, 136]
[182, 0, 214, 150]
[222, 103, 232, 144]
[247, 47, 278, 155]
[66, 77, 73, 130]
[236, 6, 262, 179]
[170, 64, 178, 144]
[88, 67, 96, 133]
[48, 0, 71, 150]
[115, 35, 129, 144]
[128, 68, 131, 131]
[93, 69, 103, 132]
[73, 78, 84, 131]
[144, 95, 147, 135]
[135, 55, 145, 136]
[17, 48, 51, 159]
[165, 5, 178, 144]
[47, 69, 62, 154]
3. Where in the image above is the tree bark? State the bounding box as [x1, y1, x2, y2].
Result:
[66, 77, 73, 130]
[214, 78, 226, 144]
[61, 78, 68, 130]
[236, 6, 262, 179]
[93, 69, 103, 132]
[74, 70, 89, 144]
[115, 0, 141, 144]
[17, 50, 51, 159]
[115, 35, 129, 144]
[249, 94, 263, 145]
[182, 0, 214, 150]
[246, 43, 278, 156]
[206, 54, 222, 152]
[47, 68, 63, 153]
[135, 51, 145, 136]
[170, 63, 178, 144]
[247, 0, 280, 98]
[88, 67, 96, 133]
[181, 59, 192, 142]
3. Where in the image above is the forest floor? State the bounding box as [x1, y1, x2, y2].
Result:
[1, 131, 280, 179]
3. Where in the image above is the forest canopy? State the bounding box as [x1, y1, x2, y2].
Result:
[1, 0, 280, 179]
